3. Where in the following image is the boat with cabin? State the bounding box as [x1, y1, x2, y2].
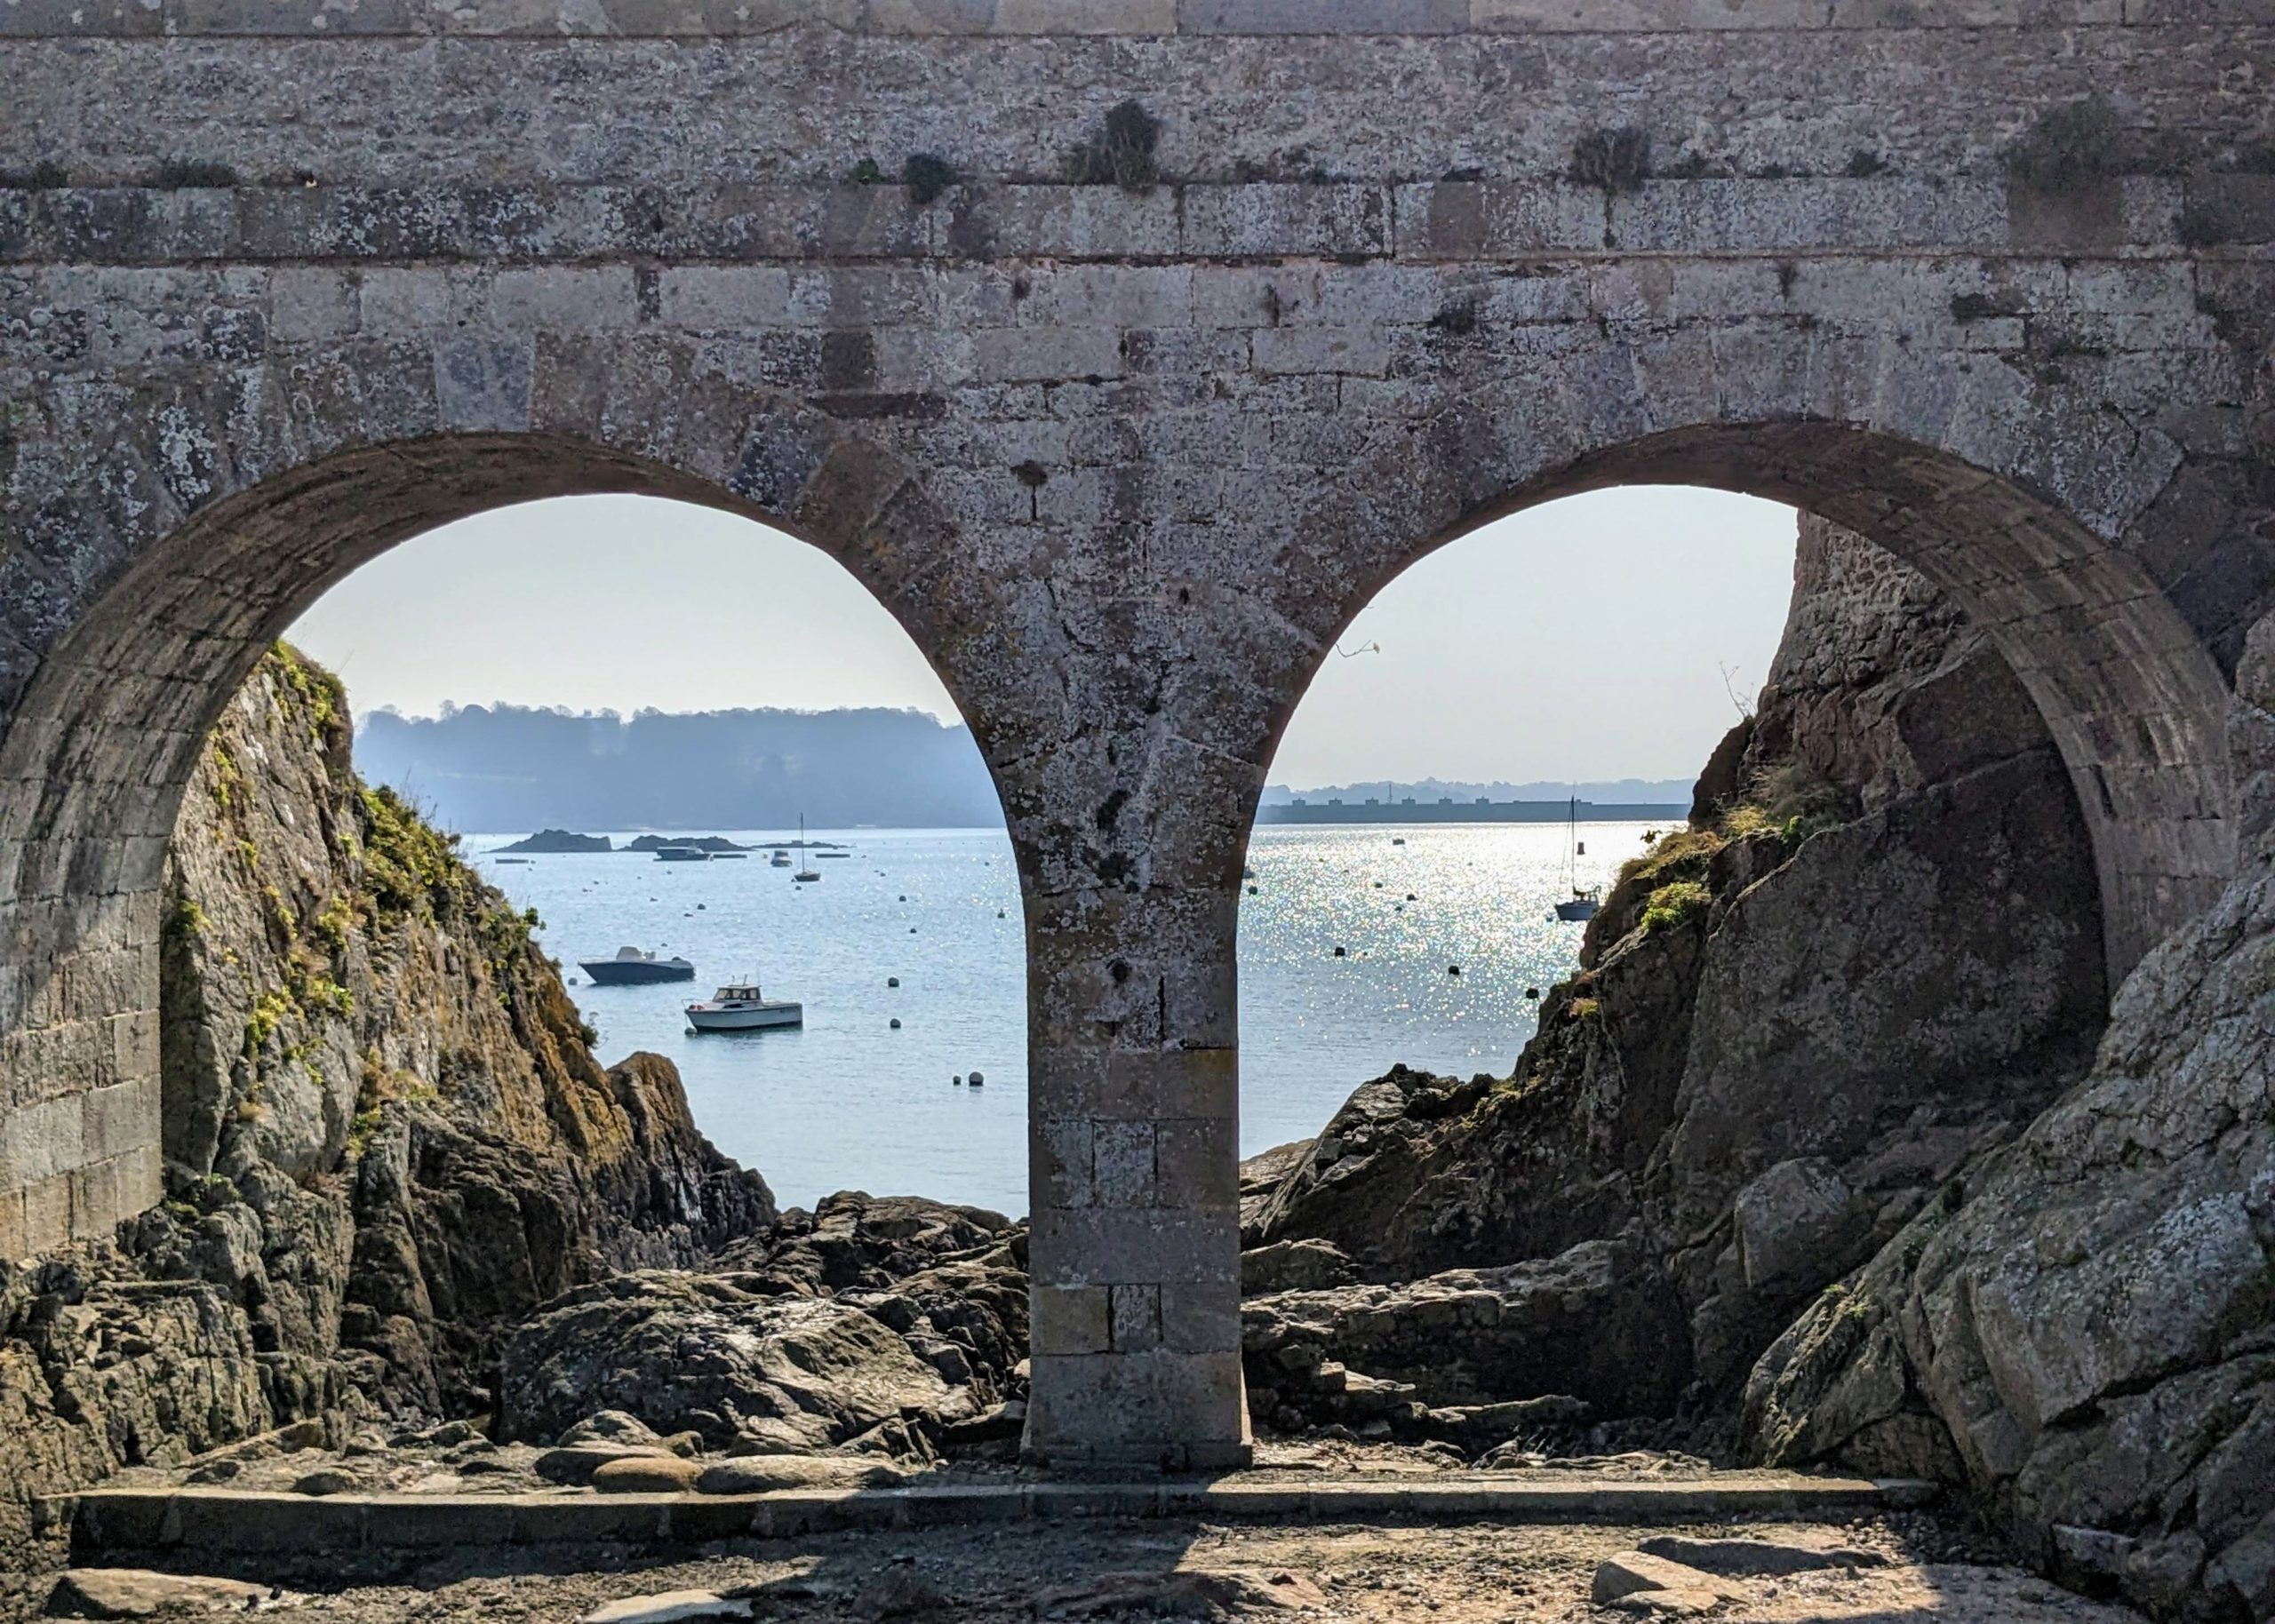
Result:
[653, 846, 710, 863]
[685, 981, 803, 1031]
[580, 946, 697, 984]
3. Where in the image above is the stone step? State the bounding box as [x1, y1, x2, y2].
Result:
[57, 1475, 1934, 1573]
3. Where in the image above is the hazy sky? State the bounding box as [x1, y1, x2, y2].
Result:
[289, 487, 1798, 788]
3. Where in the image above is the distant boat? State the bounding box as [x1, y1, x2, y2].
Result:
[770, 849, 792, 867]
[654, 846, 710, 863]
[1552, 795, 1600, 922]
[580, 946, 696, 984]
[794, 817, 821, 883]
[685, 981, 802, 1032]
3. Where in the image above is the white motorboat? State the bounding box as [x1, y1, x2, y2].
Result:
[1553, 794, 1601, 922]
[770, 849, 792, 867]
[686, 982, 803, 1031]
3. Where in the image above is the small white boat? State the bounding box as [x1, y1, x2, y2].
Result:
[686, 982, 803, 1032]
[770, 850, 792, 867]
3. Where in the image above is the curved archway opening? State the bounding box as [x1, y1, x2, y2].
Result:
[1237, 465, 2123, 1431]
[0, 430, 1026, 1255]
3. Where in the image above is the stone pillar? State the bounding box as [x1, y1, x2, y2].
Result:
[1020, 885, 1251, 1470]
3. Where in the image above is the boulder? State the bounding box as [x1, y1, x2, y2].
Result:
[693, 1455, 907, 1494]
[1241, 1236, 1689, 1419]
[499, 1273, 954, 1449]
[591, 1453, 703, 1493]
[1240, 1239, 1358, 1295]
[535, 1444, 674, 1486]
[44, 1570, 273, 1618]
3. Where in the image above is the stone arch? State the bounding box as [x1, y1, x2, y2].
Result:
[1254, 415, 2235, 984]
[0, 339, 1021, 1258]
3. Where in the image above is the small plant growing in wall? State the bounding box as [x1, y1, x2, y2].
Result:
[2004, 96, 2123, 195]
[1570, 127, 1651, 194]
[1064, 100, 1161, 191]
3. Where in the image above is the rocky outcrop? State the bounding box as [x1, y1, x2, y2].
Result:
[501, 1193, 1030, 1459]
[1241, 1235, 1688, 1429]
[1245, 514, 2109, 1416]
[0, 647, 775, 1559]
[1740, 613, 2275, 1624]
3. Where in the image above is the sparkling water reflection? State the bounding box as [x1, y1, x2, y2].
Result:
[471, 821, 1653, 1214]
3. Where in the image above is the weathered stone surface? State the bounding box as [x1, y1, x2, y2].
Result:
[1634, 1532, 1888, 1575]
[1741, 608, 2275, 1624]
[1034, 1568, 1329, 1618]
[589, 1453, 703, 1493]
[1592, 1550, 1743, 1604]
[500, 1277, 954, 1452]
[44, 1568, 271, 1619]
[693, 1455, 906, 1494]
[1241, 1236, 1690, 1421]
[580, 1595, 752, 1624]
[2, 7, 2268, 1477]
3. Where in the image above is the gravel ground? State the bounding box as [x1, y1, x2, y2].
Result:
[5, 1511, 2147, 1622]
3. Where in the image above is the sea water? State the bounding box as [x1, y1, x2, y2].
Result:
[468, 821, 1659, 1214]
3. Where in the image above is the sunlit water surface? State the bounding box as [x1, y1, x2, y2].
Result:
[469, 822, 1655, 1214]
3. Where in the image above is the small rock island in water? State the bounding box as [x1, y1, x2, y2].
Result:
[496, 828, 612, 853]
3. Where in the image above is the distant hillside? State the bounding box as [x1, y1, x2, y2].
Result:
[354, 705, 1003, 832]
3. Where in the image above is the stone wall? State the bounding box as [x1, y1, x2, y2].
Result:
[3, 10, 2268, 1462]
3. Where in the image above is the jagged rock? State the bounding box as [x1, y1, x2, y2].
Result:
[1240, 1238, 1357, 1295]
[44, 1569, 273, 1618]
[1732, 1159, 1861, 1291]
[1742, 623, 2275, 1624]
[561, 1410, 663, 1447]
[1241, 1236, 1688, 1419]
[499, 1273, 956, 1450]
[0, 648, 784, 1556]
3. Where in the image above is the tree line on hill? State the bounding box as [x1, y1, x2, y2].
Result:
[353, 705, 1004, 832]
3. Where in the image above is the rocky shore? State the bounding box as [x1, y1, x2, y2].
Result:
[3, 533, 2269, 1623]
